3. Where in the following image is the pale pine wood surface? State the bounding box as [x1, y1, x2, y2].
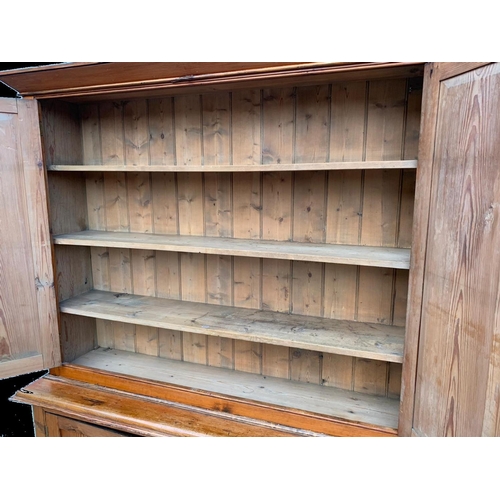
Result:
[47, 77, 420, 401]
[413, 63, 500, 436]
[53, 230, 411, 269]
[59, 289, 405, 362]
[0, 99, 60, 378]
[49, 161, 417, 172]
[72, 347, 400, 430]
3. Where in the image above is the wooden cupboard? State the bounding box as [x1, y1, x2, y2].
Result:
[0, 62, 498, 437]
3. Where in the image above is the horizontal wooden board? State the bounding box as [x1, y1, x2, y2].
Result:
[54, 230, 411, 269]
[47, 160, 417, 172]
[60, 290, 405, 362]
[72, 347, 400, 430]
[0, 62, 424, 101]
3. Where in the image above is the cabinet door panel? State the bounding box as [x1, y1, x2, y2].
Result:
[406, 63, 500, 436]
[0, 98, 60, 379]
[45, 413, 129, 437]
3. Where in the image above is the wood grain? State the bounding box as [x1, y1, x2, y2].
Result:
[412, 63, 500, 436]
[60, 289, 405, 362]
[69, 348, 400, 431]
[14, 374, 316, 437]
[54, 230, 411, 269]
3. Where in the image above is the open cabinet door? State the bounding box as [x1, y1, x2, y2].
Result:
[0, 97, 60, 379]
[403, 63, 500, 436]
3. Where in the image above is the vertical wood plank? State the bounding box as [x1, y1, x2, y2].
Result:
[361, 79, 406, 247]
[0, 110, 42, 362]
[59, 314, 97, 362]
[203, 94, 232, 236]
[323, 263, 357, 321]
[290, 86, 328, 384]
[159, 328, 183, 361]
[32, 407, 47, 437]
[124, 101, 152, 233]
[96, 319, 114, 349]
[157, 252, 182, 360]
[403, 78, 423, 161]
[202, 93, 231, 166]
[99, 101, 124, 166]
[108, 247, 134, 350]
[232, 89, 261, 241]
[54, 246, 93, 302]
[132, 249, 158, 356]
[124, 99, 158, 357]
[398, 78, 422, 248]
[173, 94, 207, 364]
[41, 101, 83, 165]
[230, 89, 263, 373]
[233, 256, 262, 374]
[290, 261, 322, 383]
[151, 172, 178, 235]
[232, 89, 261, 166]
[48, 172, 88, 235]
[293, 171, 326, 243]
[178, 172, 204, 236]
[204, 173, 232, 237]
[330, 81, 366, 162]
[399, 64, 442, 436]
[148, 97, 175, 165]
[357, 267, 394, 324]
[262, 87, 294, 165]
[201, 95, 234, 368]
[175, 94, 202, 167]
[360, 169, 401, 246]
[388, 363, 402, 399]
[149, 97, 178, 236]
[260, 86, 296, 378]
[261, 259, 291, 379]
[175, 95, 204, 237]
[295, 85, 330, 164]
[354, 358, 388, 396]
[100, 101, 134, 351]
[326, 171, 362, 245]
[262, 172, 292, 242]
[12, 101, 63, 369]
[322, 354, 354, 390]
[412, 64, 500, 436]
[81, 103, 101, 164]
[206, 254, 234, 369]
[82, 105, 106, 327]
[233, 172, 261, 239]
[262, 87, 294, 242]
[181, 253, 207, 365]
[393, 269, 409, 327]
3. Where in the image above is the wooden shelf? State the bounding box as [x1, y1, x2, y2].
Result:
[60, 290, 405, 363]
[47, 159, 417, 172]
[72, 347, 400, 431]
[53, 231, 411, 270]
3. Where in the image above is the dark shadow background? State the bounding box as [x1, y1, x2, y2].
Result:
[0, 62, 54, 437]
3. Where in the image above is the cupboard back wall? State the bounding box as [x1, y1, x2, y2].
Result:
[42, 77, 422, 398]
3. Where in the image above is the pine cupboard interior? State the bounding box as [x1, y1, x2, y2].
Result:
[40, 75, 421, 433]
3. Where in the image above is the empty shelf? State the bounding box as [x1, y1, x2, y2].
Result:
[54, 231, 411, 269]
[47, 159, 417, 172]
[60, 290, 405, 363]
[72, 347, 400, 431]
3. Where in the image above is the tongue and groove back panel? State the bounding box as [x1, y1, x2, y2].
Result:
[43, 77, 422, 399]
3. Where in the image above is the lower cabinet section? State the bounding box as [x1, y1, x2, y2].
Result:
[36, 410, 131, 437]
[13, 369, 398, 437]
